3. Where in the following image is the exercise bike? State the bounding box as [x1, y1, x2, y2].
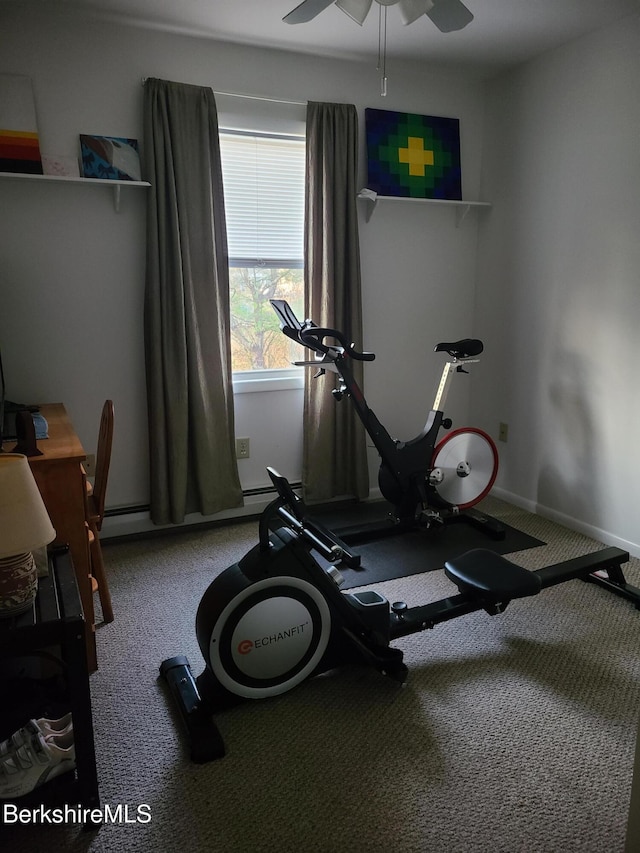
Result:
[270, 299, 503, 541]
[160, 468, 639, 763]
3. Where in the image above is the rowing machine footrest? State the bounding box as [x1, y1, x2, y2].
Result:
[160, 655, 226, 763]
[444, 549, 541, 602]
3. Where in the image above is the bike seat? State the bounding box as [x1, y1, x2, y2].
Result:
[434, 338, 483, 359]
[444, 549, 541, 602]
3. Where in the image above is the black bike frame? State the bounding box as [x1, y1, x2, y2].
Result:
[319, 346, 445, 512]
[270, 299, 467, 520]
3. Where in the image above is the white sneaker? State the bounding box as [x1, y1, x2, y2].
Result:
[0, 713, 73, 757]
[0, 730, 76, 800]
[35, 713, 73, 736]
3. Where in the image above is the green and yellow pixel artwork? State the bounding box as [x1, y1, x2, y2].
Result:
[365, 108, 462, 200]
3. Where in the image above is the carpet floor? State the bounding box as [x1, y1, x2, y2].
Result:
[2, 495, 639, 853]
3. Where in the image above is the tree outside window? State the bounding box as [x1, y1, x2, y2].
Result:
[229, 266, 303, 370]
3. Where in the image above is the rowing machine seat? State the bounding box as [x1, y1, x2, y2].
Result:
[444, 549, 541, 603]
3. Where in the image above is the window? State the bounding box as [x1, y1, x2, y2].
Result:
[219, 130, 305, 375]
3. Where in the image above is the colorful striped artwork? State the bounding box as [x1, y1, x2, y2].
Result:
[0, 75, 43, 174]
[0, 129, 43, 173]
[365, 108, 461, 200]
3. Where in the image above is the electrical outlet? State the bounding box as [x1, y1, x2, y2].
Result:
[498, 422, 509, 443]
[84, 453, 96, 475]
[236, 437, 250, 459]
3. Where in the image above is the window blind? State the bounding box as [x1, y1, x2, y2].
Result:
[219, 132, 305, 265]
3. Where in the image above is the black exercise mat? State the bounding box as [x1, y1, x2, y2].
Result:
[310, 502, 544, 588]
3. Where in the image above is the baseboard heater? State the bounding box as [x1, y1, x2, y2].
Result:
[103, 482, 303, 520]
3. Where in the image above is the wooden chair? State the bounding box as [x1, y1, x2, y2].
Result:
[85, 400, 114, 624]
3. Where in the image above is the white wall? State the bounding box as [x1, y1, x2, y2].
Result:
[0, 3, 486, 533]
[474, 13, 640, 552]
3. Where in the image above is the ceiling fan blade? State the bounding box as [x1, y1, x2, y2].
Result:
[426, 0, 473, 32]
[397, 0, 433, 26]
[335, 0, 373, 26]
[283, 0, 336, 24]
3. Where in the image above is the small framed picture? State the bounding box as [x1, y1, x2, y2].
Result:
[79, 134, 141, 181]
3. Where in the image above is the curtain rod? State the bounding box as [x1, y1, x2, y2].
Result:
[140, 79, 306, 107]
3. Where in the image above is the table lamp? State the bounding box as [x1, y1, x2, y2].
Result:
[0, 453, 56, 618]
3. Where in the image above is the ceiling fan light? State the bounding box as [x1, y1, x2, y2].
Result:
[425, 0, 473, 32]
[397, 0, 433, 25]
[336, 0, 373, 25]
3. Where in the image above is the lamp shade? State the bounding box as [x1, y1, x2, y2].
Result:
[0, 453, 56, 558]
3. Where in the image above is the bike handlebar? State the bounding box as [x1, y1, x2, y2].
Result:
[299, 325, 376, 361]
[270, 299, 375, 362]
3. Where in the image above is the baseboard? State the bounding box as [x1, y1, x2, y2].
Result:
[102, 483, 640, 561]
[101, 486, 375, 541]
[491, 486, 640, 558]
[101, 491, 274, 540]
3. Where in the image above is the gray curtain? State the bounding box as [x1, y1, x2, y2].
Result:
[143, 78, 243, 524]
[303, 101, 369, 502]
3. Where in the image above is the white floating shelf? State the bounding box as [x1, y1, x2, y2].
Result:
[0, 171, 151, 212]
[357, 189, 491, 226]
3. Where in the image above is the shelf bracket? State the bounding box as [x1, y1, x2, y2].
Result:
[455, 203, 472, 228]
[365, 197, 378, 223]
[357, 188, 378, 222]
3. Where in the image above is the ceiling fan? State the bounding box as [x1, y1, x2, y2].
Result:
[283, 0, 474, 34]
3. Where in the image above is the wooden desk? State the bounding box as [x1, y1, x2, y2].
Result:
[2, 403, 97, 672]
